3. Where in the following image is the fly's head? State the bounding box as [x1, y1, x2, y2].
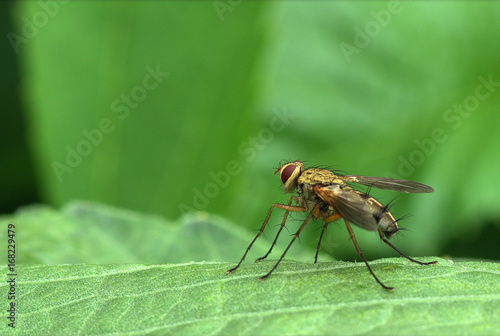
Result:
[275, 160, 304, 193]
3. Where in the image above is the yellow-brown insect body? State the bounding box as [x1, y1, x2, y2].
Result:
[297, 168, 349, 212]
[228, 160, 436, 290]
[278, 163, 399, 238]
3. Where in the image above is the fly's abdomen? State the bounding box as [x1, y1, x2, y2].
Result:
[369, 197, 399, 239]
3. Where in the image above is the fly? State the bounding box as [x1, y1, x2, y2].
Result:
[226, 160, 437, 290]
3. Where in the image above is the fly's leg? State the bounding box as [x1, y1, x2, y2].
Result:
[345, 219, 394, 291]
[314, 213, 342, 263]
[226, 197, 307, 275]
[315, 222, 329, 264]
[259, 206, 317, 281]
[378, 230, 438, 266]
[255, 196, 301, 262]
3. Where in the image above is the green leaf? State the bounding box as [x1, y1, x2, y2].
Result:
[2, 259, 499, 335]
[1, 202, 499, 334]
[1, 203, 499, 334]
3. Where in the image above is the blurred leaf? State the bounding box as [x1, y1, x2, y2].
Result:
[17, 1, 265, 218]
[0, 201, 316, 265]
[2, 259, 499, 335]
[0, 2, 38, 214]
[13, 1, 500, 263]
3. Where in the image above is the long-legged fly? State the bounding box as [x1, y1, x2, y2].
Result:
[227, 160, 437, 290]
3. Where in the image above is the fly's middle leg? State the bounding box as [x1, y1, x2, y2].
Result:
[314, 213, 342, 263]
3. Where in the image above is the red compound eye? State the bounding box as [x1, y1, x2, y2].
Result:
[281, 164, 296, 184]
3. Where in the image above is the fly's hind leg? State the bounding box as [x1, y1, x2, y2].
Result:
[226, 196, 306, 275]
[345, 219, 394, 291]
[378, 230, 437, 266]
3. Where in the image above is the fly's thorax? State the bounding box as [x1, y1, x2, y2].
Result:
[297, 182, 324, 210]
[298, 169, 351, 211]
[275, 160, 304, 193]
[298, 168, 345, 186]
[367, 196, 399, 239]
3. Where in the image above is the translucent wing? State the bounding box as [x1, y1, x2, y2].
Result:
[339, 175, 434, 193]
[313, 185, 378, 231]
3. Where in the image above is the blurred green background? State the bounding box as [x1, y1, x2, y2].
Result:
[2, 1, 499, 262]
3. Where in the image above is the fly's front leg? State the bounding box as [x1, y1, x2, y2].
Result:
[226, 196, 306, 275]
[259, 205, 318, 281]
[256, 195, 302, 262]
